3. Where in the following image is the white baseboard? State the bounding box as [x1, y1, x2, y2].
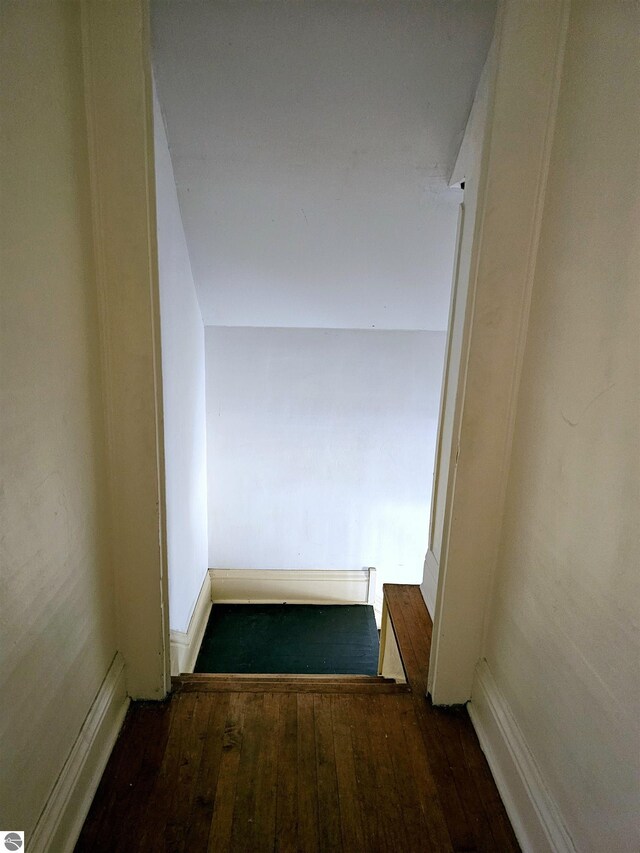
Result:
[468, 660, 576, 853]
[29, 652, 129, 853]
[210, 567, 376, 606]
[170, 572, 213, 675]
[421, 549, 439, 619]
[377, 599, 407, 683]
[373, 594, 383, 628]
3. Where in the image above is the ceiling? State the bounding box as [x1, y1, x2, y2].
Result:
[151, 1, 496, 330]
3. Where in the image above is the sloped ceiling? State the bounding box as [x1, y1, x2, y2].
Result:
[152, 0, 495, 330]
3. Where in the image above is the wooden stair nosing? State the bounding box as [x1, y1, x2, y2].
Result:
[173, 673, 394, 684]
[382, 583, 431, 693]
[172, 679, 411, 695]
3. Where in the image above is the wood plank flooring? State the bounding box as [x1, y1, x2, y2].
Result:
[75, 585, 519, 852]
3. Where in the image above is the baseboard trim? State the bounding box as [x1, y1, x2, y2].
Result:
[377, 598, 407, 683]
[468, 660, 576, 853]
[170, 572, 213, 675]
[29, 652, 129, 853]
[209, 567, 376, 606]
[421, 549, 439, 619]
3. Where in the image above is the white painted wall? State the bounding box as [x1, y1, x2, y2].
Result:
[205, 327, 446, 596]
[482, 2, 639, 850]
[153, 83, 209, 634]
[151, 0, 495, 330]
[0, 3, 116, 835]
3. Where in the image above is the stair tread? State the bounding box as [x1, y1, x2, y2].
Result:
[175, 672, 392, 682]
[171, 673, 409, 694]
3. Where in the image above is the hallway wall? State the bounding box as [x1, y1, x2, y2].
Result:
[205, 326, 445, 595]
[0, 3, 117, 836]
[153, 83, 209, 633]
[481, 2, 639, 850]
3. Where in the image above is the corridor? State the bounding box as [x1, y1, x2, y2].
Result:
[75, 587, 519, 852]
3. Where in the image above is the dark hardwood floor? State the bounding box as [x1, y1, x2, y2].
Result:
[75, 585, 519, 852]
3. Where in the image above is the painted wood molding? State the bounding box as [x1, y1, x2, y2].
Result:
[428, 0, 571, 704]
[468, 660, 576, 853]
[170, 572, 213, 675]
[28, 653, 129, 853]
[209, 567, 376, 606]
[377, 599, 407, 683]
[421, 550, 439, 620]
[81, 0, 170, 699]
[365, 567, 376, 606]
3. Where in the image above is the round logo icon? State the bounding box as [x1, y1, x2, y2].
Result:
[4, 834, 23, 852]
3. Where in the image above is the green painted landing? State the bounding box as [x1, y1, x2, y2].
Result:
[194, 603, 380, 675]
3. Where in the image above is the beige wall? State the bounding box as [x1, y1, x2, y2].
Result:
[483, 1, 639, 850]
[0, 2, 117, 836]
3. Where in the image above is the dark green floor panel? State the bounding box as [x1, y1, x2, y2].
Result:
[194, 603, 380, 675]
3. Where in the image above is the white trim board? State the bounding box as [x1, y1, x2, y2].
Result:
[81, 0, 170, 699]
[209, 568, 376, 606]
[29, 653, 129, 853]
[170, 572, 213, 675]
[468, 660, 576, 853]
[421, 550, 439, 620]
[377, 599, 407, 684]
[427, 1, 571, 705]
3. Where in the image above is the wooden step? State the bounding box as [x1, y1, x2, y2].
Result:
[383, 583, 432, 693]
[171, 673, 411, 694]
[175, 672, 396, 682]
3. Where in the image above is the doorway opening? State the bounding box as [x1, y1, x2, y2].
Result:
[150, 1, 496, 676]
